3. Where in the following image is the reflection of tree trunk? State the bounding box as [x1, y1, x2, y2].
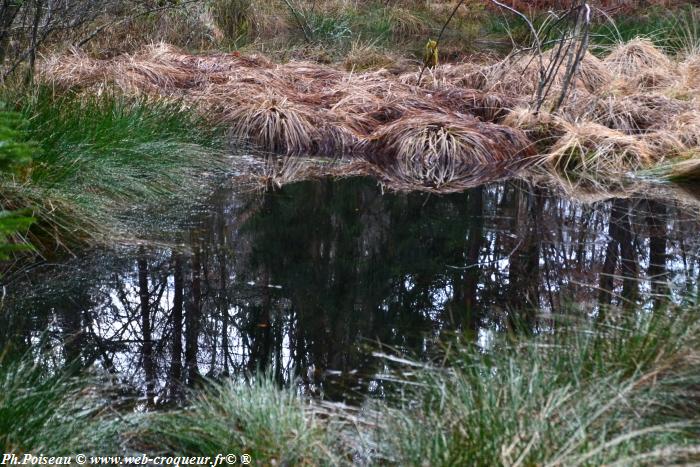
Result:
[598, 199, 639, 313]
[249, 268, 272, 374]
[185, 243, 202, 386]
[169, 252, 184, 398]
[220, 251, 230, 375]
[448, 186, 483, 338]
[60, 306, 83, 370]
[598, 223, 619, 310]
[506, 183, 542, 332]
[618, 202, 639, 310]
[647, 200, 668, 310]
[138, 248, 155, 406]
[216, 205, 231, 376]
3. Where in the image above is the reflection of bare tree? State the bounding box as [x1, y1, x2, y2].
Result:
[218, 241, 231, 377]
[138, 247, 156, 406]
[185, 240, 202, 386]
[647, 200, 669, 310]
[446, 186, 483, 338]
[507, 183, 543, 331]
[4, 178, 700, 402]
[598, 200, 640, 313]
[168, 252, 184, 400]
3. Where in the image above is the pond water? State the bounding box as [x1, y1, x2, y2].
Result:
[2, 176, 700, 404]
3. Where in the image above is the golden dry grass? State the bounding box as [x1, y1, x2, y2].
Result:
[38, 36, 700, 191]
[502, 107, 567, 147]
[544, 121, 654, 181]
[603, 38, 673, 78]
[562, 92, 690, 135]
[362, 111, 535, 189]
[679, 54, 700, 92]
[476, 50, 611, 98]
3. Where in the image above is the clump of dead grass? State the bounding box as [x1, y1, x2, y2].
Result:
[630, 69, 680, 91]
[398, 62, 485, 89]
[227, 97, 319, 155]
[544, 121, 654, 180]
[363, 112, 535, 189]
[603, 37, 673, 78]
[642, 131, 688, 159]
[657, 112, 700, 148]
[343, 41, 395, 72]
[502, 107, 567, 148]
[679, 54, 700, 92]
[478, 50, 611, 98]
[227, 97, 357, 156]
[432, 88, 516, 122]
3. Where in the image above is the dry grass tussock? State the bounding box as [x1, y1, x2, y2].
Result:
[502, 107, 568, 145]
[543, 121, 653, 182]
[518, 38, 700, 180]
[603, 38, 673, 78]
[362, 112, 534, 190]
[40, 37, 700, 191]
[562, 92, 691, 136]
[680, 54, 700, 92]
[474, 50, 611, 98]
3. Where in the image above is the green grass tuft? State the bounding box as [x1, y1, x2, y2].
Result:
[0, 87, 227, 254]
[134, 377, 348, 465]
[377, 309, 700, 466]
[0, 355, 122, 455]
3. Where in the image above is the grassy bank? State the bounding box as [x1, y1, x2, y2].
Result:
[3, 308, 699, 465]
[0, 88, 226, 260]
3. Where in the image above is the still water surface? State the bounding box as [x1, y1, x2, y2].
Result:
[3, 177, 700, 403]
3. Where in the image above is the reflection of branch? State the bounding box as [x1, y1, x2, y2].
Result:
[446, 238, 524, 270]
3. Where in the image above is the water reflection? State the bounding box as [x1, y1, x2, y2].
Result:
[3, 177, 700, 403]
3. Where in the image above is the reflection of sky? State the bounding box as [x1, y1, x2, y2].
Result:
[5, 178, 700, 401]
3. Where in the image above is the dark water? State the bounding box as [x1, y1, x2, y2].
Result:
[2, 177, 700, 403]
